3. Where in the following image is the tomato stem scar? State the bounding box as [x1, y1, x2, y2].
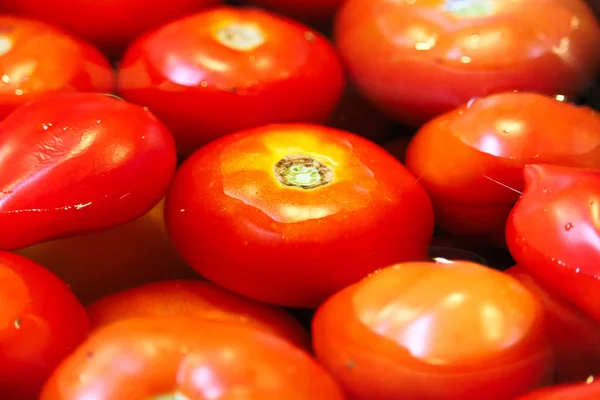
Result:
[215, 24, 266, 51]
[274, 155, 333, 189]
[151, 392, 190, 400]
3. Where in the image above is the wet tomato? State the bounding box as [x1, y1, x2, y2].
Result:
[1, 0, 222, 57]
[0, 252, 89, 399]
[405, 92, 600, 243]
[0, 92, 177, 251]
[247, 0, 344, 25]
[506, 164, 600, 324]
[0, 15, 113, 121]
[165, 123, 434, 308]
[515, 378, 600, 400]
[312, 261, 553, 400]
[41, 318, 344, 400]
[334, 0, 600, 126]
[86, 280, 310, 350]
[507, 265, 600, 383]
[118, 6, 345, 157]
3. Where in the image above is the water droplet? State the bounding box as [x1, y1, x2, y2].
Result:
[0, 74, 9, 84]
[542, 188, 552, 194]
[14, 89, 23, 96]
[96, 120, 102, 124]
[14, 318, 21, 329]
[466, 97, 479, 108]
[179, 209, 186, 213]
[41, 124, 49, 131]
[1, 189, 12, 194]
[564, 222, 575, 231]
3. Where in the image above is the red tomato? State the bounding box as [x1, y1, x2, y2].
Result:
[86, 280, 311, 350]
[0, 15, 113, 121]
[506, 265, 600, 383]
[405, 92, 600, 242]
[506, 164, 600, 324]
[0, 92, 177, 251]
[0, 252, 89, 399]
[118, 6, 345, 157]
[247, 0, 344, 25]
[1, 0, 222, 56]
[165, 123, 434, 308]
[313, 261, 553, 400]
[41, 318, 344, 400]
[334, 0, 600, 126]
[515, 378, 600, 400]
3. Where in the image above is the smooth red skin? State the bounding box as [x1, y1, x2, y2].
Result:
[506, 164, 600, 324]
[86, 280, 311, 350]
[506, 265, 600, 383]
[0, 16, 114, 121]
[405, 92, 600, 241]
[515, 380, 600, 400]
[165, 123, 434, 308]
[118, 6, 345, 157]
[248, 0, 344, 24]
[41, 318, 344, 400]
[312, 261, 553, 400]
[334, 0, 600, 126]
[1, 0, 222, 57]
[0, 252, 89, 399]
[0, 92, 177, 251]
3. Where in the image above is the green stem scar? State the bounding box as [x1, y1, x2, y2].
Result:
[274, 155, 333, 189]
[215, 24, 265, 51]
[151, 393, 190, 400]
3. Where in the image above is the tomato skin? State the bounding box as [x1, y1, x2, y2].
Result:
[86, 280, 311, 350]
[1, 0, 222, 57]
[0, 15, 113, 121]
[247, 0, 344, 25]
[40, 318, 344, 400]
[313, 261, 553, 400]
[506, 265, 600, 383]
[515, 379, 600, 400]
[165, 123, 434, 308]
[118, 6, 345, 157]
[0, 252, 89, 399]
[506, 164, 600, 324]
[334, 0, 600, 126]
[405, 92, 600, 241]
[0, 92, 177, 251]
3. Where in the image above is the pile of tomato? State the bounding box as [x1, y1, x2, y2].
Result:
[2, 0, 600, 399]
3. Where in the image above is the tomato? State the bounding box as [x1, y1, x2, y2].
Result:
[334, 0, 600, 126]
[0, 251, 89, 399]
[87, 279, 310, 349]
[0, 92, 177, 251]
[405, 92, 600, 243]
[506, 164, 600, 325]
[0, 15, 113, 121]
[1, 0, 222, 57]
[313, 261, 553, 400]
[165, 123, 434, 308]
[41, 318, 344, 399]
[247, 0, 344, 25]
[16, 199, 196, 304]
[506, 265, 600, 383]
[515, 378, 600, 400]
[117, 6, 345, 157]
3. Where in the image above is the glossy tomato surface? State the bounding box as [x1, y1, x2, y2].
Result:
[313, 261, 553, 400]
[118, 6, 345, 156]
[0, 92, 177, 251]
[247, 0, 344, 25]
[507, 265, 600, 383]
[165, 124, 434, 308]
[506, 164, 600, 324]
[87, 280, 310, 349]
[515, 378, 600, 400]
[0, 15, 113, 121]
[40, 318, 344, 400]
[335, 0, 600, 126]
[405, 92, 600, 242]
[1, 0, 222, 56]
[0, 252, 89, 399]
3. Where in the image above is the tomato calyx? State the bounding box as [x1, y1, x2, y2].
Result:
[274, 155, 333, 189]
[215, 23, 266, 52]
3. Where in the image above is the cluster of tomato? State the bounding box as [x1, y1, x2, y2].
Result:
[1, 0, 600, 399]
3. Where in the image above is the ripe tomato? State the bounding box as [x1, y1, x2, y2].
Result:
[247, 0, 344, 25]
[515, 378, 600, 400]
[118, 6, 345, 157]
[405, 92, 600, 243]
[0, 92, 177, 251]
[16, 199, 196, 304]
[0, 252, 89, 399]
[506, 265, 600, 383]
[312, 261, 553, 400]
[506, 164, 600, 324]
[334, 0, 600, 126]
[165, 123, 434, 308]
[41, 318, 344, 400]
[1, 0, 222, 57]
[86, 280, 310, 350]
[0, 15, 113, 121]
